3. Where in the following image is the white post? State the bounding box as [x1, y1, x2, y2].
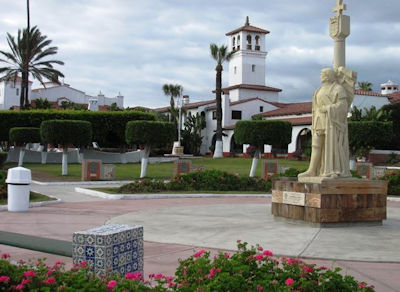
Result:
[178, 106, 182, 145]
[213, 141, 223, 158]
[41, 144, 48, 164]
[249, 148, 260, 177]
[140, 146, 150, 178]
[62, 148, 68, 176]
[18, 147, 25, 166]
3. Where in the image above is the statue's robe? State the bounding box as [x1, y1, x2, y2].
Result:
[312, 83, 351, 177]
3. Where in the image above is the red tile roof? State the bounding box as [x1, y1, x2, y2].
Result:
[226, 25, 270, 36]
[154, 99, 215, 113]
[206, 97, 282, 111]
[388, 92, 400, 104]
[261, 102, 312, 117]
[355, 90, 387, 97]
[271, 116, 312, 126]
[216, 84, 282, 94]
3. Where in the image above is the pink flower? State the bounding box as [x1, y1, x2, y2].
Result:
[79, 261, 87, 268]
[257, 285, 263, 291]
[257, 246, 263, 251]
[207, 267, 220, 279]
[303, 266, 314, 273]
[319, 266, 327, 270]
[286, 258, 302, 266]
[165, 276, 174, 283]
[285, 278, 294, 286]
[263, 250, 274, 257]
[0, 276, 10, 282]
[24, 270, 36, 277]
[16, 284, 24, 290]
[21, 279, 31, 285]
[1, 253, 10, 259]
[125, 272, 142, 280]
[193, 249, 205, 258]
[44, 277, 56, 285]
[256, 254, 264, 260]
[224, 252, 230, 258]
[182, 269, 187, 276]
[154, 273, 164, 280]
[106, 280, 117, 291]
[358, 283, 367, 288]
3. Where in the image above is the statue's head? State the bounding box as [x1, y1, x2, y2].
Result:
[320, 68, 335, 83]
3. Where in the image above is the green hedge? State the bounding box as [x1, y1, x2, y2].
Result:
[9, 127, 41, 146]
[125, 120, 175, 146]
[234, 120, 292, 148]
[0, 110, 155, 147]
[382, 103, 400, 149]
[348, 121, 392, 156]
[40, 120, 92, 148]
[0, 152, 7, 168]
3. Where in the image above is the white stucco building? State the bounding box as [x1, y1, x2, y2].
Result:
[0, 78, 124, 110]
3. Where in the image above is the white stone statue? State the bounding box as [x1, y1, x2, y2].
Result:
[298, 67, 356, 182]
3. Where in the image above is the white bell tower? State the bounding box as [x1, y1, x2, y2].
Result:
[226, 17, 269, 88]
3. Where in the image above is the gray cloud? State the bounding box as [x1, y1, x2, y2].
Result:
[0, 0, 398, 107]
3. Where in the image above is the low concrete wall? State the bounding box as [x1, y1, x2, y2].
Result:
[369, 150, 400, 165]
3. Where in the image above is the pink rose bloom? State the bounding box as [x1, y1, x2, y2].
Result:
[224, 252, 230, 258]
[257, 285, 263, 291]
[263, 250, 274, 257]
[1, 253, 10, 259]
[303, 266, 313, 273]
[285, 278, 294, 286]
[24, 270, 36, 277]
[165, 276, 174, 283]
[125, 272, 142, 280]
[16, 284, 24, 290]
[182, 269, 187, 276]
[207, 267, 218, 279]
[257, 246, 263, 251]
[21, 279, 31, 285]
[79, 261, 87, 268]
[358, 283, 367, 288]
[319, 266, 327, 270]
[44, 277, 56, 285]
[154, 273, 164, 280]
[106, 280, 117, 291]
[255, 254, 263, 260]
[193, 249, 205, 258]
[0, 276, 10, 282]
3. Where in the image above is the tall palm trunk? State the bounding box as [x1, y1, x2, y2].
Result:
[20, 72, 26, 108]
[24, 0, 30, 108]
[213, 64, 223, 158]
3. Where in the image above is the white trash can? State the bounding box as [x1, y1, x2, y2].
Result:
[6, 167, 31, 212]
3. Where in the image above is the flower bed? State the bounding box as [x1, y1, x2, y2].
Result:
[0, 242, 374, 291]
[119, 170, 272, 193]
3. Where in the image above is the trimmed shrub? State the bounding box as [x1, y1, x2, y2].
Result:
[125, 120, 175, 147]
[381, 170, 400, 196]
[382, 103, 400, 149]
[0, 152, 7, 168]
[348, 121, 392, 156]
[119, 170, 272, 193]
[40, 120, 92, 148]
[234, 120, 292, 148]
[0, 110, 155, 147]
[0, 169, 6, 200]
[9, 127, 41, 146]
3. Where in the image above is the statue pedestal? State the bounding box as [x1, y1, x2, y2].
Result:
[271, 178, 387, 226]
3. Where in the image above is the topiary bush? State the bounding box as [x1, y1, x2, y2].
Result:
[9, 127, 41, 146]
[0, 110, 155, 147]
[40, 120, 92, 148]
[0, 169, 6, 201]
[380, 170, 400, 196]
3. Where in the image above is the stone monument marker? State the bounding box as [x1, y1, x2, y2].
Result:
[271, 0, 388, 225]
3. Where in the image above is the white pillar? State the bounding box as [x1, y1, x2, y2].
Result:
[62, 149, 68, 176]
[18, 148, 25, 166]
[249, 148, 260, 177]
[140, 146, 150, 178]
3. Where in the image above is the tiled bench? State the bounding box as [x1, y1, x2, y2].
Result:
[73, 224, 143, 277]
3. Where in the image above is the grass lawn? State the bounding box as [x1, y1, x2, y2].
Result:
[6, 157, 309, 181]
[0, 191, 57, 205]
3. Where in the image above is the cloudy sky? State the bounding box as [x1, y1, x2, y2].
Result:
[0, 0, 399, 107]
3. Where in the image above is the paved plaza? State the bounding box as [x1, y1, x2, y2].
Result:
[0, 183, 399, 291]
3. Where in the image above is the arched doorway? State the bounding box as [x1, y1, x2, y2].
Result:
[296, 128, 311, 154]
[230, 134, 243, 155]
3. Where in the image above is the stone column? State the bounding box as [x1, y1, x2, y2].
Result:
[329, 1, 350, 68]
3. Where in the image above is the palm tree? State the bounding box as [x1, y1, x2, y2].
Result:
[358, 81, 373, 91]
[210, 43, 234, 158]
[162, 84, 183, 140]
[0, 26, 64, 108]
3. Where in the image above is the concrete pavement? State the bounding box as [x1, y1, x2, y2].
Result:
[0, 183, 399, 291]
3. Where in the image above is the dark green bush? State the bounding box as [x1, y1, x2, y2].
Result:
[0, 169, 6, 200]
[348, 121, 392, 156]
[125, 121, 175, 147]
[40, 120, 92, 148]
[0, 152, 7, 168]
[381, 170, 400, 196]
[382, 103, 400, 149]
[0, 110, 155, 147]
[119, 170, 272, 193]
[234, 120, 292, 149]
[9, 127, 41, 146]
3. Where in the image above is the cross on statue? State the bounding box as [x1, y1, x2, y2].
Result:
[333, 0, 346, 16]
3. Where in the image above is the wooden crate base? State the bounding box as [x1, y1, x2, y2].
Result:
[271, 178, 388, 224]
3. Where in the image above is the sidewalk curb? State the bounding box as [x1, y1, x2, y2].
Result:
[32, 180, 134, 186]
[0, 196, 62, 212]
[75, 187, 271, 200]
